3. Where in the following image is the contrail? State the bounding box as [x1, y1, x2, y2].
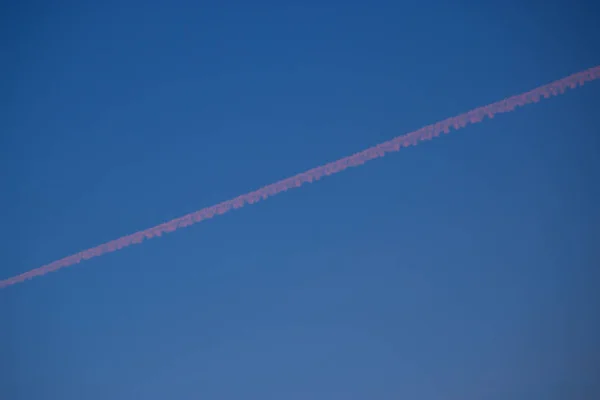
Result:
[2, 66, 599, 289]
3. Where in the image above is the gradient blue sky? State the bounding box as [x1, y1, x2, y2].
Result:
[2, 1, 599, 399]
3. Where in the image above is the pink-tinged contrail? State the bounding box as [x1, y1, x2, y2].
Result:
[2, 66, 599, 289]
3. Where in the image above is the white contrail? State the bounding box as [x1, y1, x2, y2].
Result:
[2, 65, 599, 289]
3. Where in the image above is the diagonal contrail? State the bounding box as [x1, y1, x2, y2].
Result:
[2, 65, 599, 289]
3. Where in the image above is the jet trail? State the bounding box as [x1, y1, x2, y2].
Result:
[2, 65, 599, 289]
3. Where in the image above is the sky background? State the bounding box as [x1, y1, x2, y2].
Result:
[1, 0, 599, 399]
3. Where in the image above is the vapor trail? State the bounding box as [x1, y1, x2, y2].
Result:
[2, 66, 599, 289]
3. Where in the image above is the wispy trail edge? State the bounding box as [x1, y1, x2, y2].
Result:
[2, 66, 599, 289]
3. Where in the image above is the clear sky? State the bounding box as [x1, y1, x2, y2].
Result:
[2, 0, 599, 399]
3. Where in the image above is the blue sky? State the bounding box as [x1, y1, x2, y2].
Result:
[2, 0, 599, 398]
